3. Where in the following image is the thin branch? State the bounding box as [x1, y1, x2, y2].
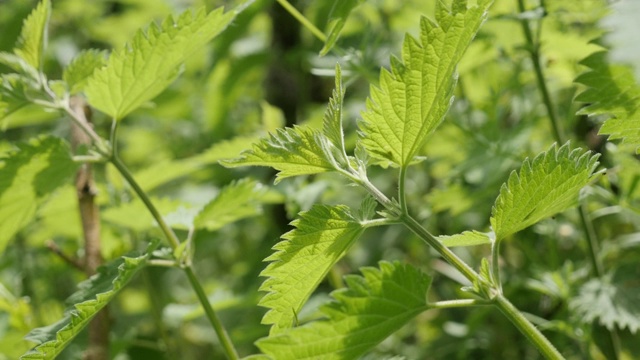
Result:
[46, 240, 84, 271]
[516, 0, 564, 142]
[184, 267, 239, 360]
[399, 166, 408, 214]
[275, 0, 327, 43]
[69, 96, 109, 360]
[494, 295, 564, 360]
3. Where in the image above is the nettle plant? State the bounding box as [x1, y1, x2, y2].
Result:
[1, 0, 639, 359]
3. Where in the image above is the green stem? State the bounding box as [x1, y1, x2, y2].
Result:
[577, 207, 603, 277]
[348, 171, 567, 358]
[516, 0, 564, 143]
[276, 0, 327, 42]
[491, 240, 503, 293]
[431, 299, 492, 309]
[401, 214, 479, 282]
[361, 218, 400, 228]
[399, 166, 409, 214]
[184, 266, 239, 360]
[516, 1, 620, 356]
[346, 173, 398, 214]
[494, 295, 564, 360]
[110, 155, 239, 360]
[61, 103, 110, 155]
[110, 156, 181, 250]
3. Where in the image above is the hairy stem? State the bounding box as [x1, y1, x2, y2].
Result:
[399, 166, 409, 214]
[184, 266, 239, 360]
[400, 214, 479, 282]
[109, 156, 239, 359]
[516, 0, 564, 142]
[349, 170, 567, 358]
[516, 1, 620, 357]
[495, 295, 564, 360]
[275, 0, 327, 43]
[110, 157, 181, 249]
[491, 240, 503, 293]
[430, 299, 492, 309]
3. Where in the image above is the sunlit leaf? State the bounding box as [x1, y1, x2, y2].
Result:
[102, 197, 185, 232]
[490, 143, 600, 241]
[260, 205, 365, 334]
[575, 51, 640, 153]
[0, 136, 77, 253]
[0, 74, 34, 119]
[257, 261, 431, 359]
[438, 230, 492, 247]
[320, 0, 362, 56]
[84, 6, 235, 120]
[358, 0, 493, 167]
[322, 64, 347, 162]
[14, 0, 51, 70]
[63, 49, 107, 94]
[194, 179, 266, 231]
[221, 126, 336, 183]
[20, 247, 153, 359]
[136, 135, 259, 191]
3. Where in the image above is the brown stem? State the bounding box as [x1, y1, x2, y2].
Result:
[46, 239, 84, 271]
[69, 97, 110, 360]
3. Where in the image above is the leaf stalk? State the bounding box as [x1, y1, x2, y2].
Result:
[275, 0, 327, 43]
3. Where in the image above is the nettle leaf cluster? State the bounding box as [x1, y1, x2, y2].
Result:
[1, 0, 639, 359]
[225, 0, 608, 358]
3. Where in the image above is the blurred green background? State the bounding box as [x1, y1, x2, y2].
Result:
[1, 0, 639, 358]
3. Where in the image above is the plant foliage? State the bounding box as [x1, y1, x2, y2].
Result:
[21, 248, 153, 359]
[222, 126, 336, 183]
[13, 0, 50, 70]
[259, 205, 365, 334]
[84, 6, 235, 120]
[357, 0, 492, 167]
[0, 136, 77, 253]
[575, 51, 640, 152]
[256, 261, 431, 360]
[194, 179, 266, 231]
[490, 143, 600, 241]
[571, 264, 640, 334]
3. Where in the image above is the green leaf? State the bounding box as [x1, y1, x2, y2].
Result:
[575, 51, 640, 152]
[0, 52, 40, 79]
[0, 136, 78, 253]
[322, 64, 347, 162]
[319, 0, 362, 56]
[490, 143, 600, 241]
[194, 179, 266, 231]
[570, 264, 640, 334]
[102, 197, 185, 232]
[84, 6, 235, 120]
[257, 261, 431, 359]
[221, 126, 336, 183]
[63, 49, 107, 94]
[260, 205, 365, 334]
[0, 74, 34, 118]
[136, 135, 259, 191]
[438, 230, 492, 247]
[358, 0, 493, 167]
[14, 0, 51, 70]
[20, 247, 153, 359]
